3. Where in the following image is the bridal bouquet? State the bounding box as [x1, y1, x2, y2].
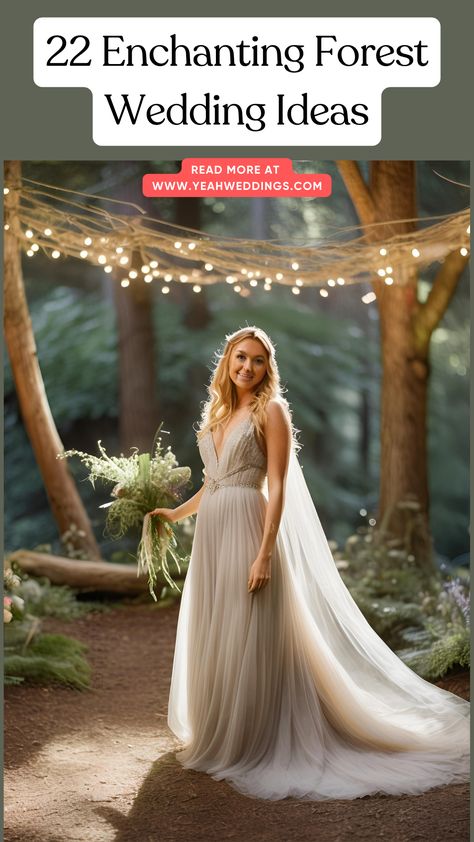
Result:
[60, 432, 191, 600]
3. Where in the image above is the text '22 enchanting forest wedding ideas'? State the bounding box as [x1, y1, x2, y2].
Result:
[33, 17, 440, 145]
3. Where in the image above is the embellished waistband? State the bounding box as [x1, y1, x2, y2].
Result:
[205, 476, 263, 494]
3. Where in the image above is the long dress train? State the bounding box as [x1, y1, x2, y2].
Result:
[167, 416, 470, 801]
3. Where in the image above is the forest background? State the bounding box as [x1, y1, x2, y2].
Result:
[3, 159, 469, 570]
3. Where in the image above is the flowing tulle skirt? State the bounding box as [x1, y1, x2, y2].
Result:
[168, 485, 470, 801]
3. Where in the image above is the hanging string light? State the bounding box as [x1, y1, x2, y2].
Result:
[4, 178, 470, 296]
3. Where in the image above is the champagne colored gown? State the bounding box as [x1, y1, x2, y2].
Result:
[167, 416, 470, 800]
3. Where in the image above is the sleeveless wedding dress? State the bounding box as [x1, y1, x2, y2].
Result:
[167, 415, 470, 800]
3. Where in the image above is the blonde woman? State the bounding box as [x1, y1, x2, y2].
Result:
[150, 327, 469, 801]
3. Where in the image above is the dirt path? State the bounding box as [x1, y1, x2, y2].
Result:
[4, 603, 470, 842]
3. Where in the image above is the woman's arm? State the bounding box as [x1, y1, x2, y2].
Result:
[150, 483, 206, 524]
[247, 401, 291, 593]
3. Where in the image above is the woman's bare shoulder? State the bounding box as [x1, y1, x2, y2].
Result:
[264, 399, 291, 430]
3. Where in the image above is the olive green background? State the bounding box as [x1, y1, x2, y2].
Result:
[0, 0, 473, 159]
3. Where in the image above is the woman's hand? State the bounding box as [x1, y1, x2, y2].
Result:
[248, 556, 271, 594]
[149, 507, 176, 523]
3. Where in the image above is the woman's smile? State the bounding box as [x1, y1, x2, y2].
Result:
[229, 338, 268, 392]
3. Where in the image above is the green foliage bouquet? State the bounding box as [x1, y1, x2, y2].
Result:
[61, 431, 191, 599]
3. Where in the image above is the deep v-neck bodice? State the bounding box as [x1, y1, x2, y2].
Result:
[211, 415, 253, 465]
[198, 414, 267, 493]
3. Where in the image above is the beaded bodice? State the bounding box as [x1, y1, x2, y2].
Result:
[198, 416, 267, 494]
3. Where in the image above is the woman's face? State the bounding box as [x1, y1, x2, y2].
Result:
[228, 337, 268, 393]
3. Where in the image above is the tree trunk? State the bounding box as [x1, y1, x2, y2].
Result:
[337, 162, 429, 556]
[3, 161, 102, 559]
[114, 276, 159, 452]
[337, 161, 467, 559]
[369, 163, 430, 535]
[11, 551, 151, 593]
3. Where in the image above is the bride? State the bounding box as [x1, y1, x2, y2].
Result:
[150, 326, 469, 801]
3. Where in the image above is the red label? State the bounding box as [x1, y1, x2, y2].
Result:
[143, 159, 332, 198]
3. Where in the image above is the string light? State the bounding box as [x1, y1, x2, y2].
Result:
[320, 289, 329, 298]
[162, 285, 170, 294]
[4, 223, 10, 231]
[104, 265, 113, 274]
[6, 178, 469, 297]
[51, 249, 60, 259]
[233, 284, 241, 293]
[362, 291, 377, 304]
[26, 249, 34, 257]
[193, 285, 202, 293]
[164, 273, 173, 282]
[128, 270, 138, 279]
[31, 243, 39, 252]
[377, 269, 386, 277]
[144, 275, 153, 283]
[152, 270, 160, 277]
[264, 283, 272, 291]
[141, 264, 150, 274]
[250, 279, 258, 287]
[4, 187, 10, 195]
[121, 279, 130, 288]
[179, 274, 188, 282]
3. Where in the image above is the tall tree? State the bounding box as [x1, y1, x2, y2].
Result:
[3, 161, 102, 559]
[337, 161, 468, 556]
[111, 167, 159, 452]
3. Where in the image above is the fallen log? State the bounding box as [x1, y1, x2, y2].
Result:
[10, 550, 151, 594]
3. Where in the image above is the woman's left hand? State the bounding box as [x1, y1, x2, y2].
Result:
[248, 557, 271, 593]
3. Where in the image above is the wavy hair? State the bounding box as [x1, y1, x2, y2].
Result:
[198, 326, 298, 448]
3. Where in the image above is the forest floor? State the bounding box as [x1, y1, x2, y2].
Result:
[4, 602, 470, 842]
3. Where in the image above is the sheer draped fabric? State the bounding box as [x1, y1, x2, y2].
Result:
[167, 417, 469, 800]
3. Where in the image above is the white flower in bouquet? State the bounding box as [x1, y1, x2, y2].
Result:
[60, 430, 191, 599]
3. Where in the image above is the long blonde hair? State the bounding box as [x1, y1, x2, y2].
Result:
[198, 326, 297, 447]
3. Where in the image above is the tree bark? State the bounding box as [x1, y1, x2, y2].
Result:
[114, 276, 159, 452]
[3, 161, 102, 559]
[11, 551, 150, 593]
[337, 161, 466, 557]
